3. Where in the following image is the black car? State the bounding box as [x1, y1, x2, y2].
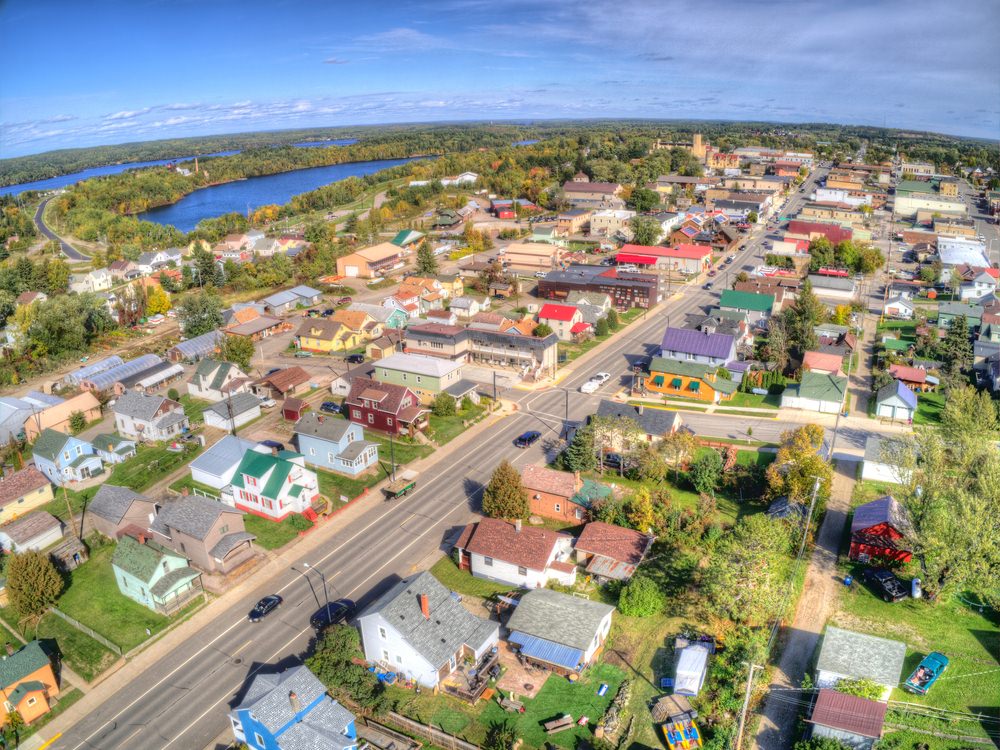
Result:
[265, 367, 281, 376]
[321, 308, 335, 317]
[346, 353, 365, 364]
[861, 568, 908, 602]
[320, 401, 342, 415]
[310, 599, 357, 630]
[259, 439, 285, 451]
[249, 594, 283, 622]
[514, 430, 541, 448]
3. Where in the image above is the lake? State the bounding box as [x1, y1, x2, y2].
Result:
[0, 139, 359, 197]
[138, 156, 418, 232]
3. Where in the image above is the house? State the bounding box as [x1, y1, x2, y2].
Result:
[815, 626, 906, 701]
[520, 465, 610, 523]
[537, 303, 588, 342]
[135, 248, 183, 275]
[230, 666, 359, 750]
[644, 358, 739, 403]
[566, 291, 612, 314]
[959, 270, 998, 301]
[166, 329, 223, 363]
[454, 518, 576, 588]
[202, 392, 263, 431]
[373, 353, 465, 405]
[883, 295, 915, 320]
[660, 327, 737, 367]
[15, 291, 47, 307]
[557, 209, 592, 235]
[448, 295, 484, 319]
[347, 301, 409, 331]
[719, 290, 775, 323]
[88, 484, 159, 538]
[0, 512, 64, 553]
[562, 180, 624, 208]
[874, 381, 917, 422]
[802, 351, 844, 376]
[251, 367, 311, 400]
[539, 264, 663, 310]
[223, 307, 291, 341]
[781, 372, 847, 413]
[293, 412, 379, 477]
[506, 589, 615, 674]
[366, 331, 403, 360]
[849, 496, 914, 564]
[345, 377, 428, 436]
[150, 495, 256, 575]
[31, 429, 103, 486]
[69, 268, 113, 294]
[228, 448, 320, 521]
[358, 571, 499, 688]
[807, 275, 857, 300]
[22, 392, 102, 441]
[862, 436, 911, 485]
[112, 534, 202, 614]
[336, 242, 403, 279]
[575, 521, 653, 582]
[888, 364, 934, 393]
[108, 259, 138, 280]
[590, 209, 637, 240]
[91, 433, 138, 464]
[807, 689, 886, 750]
[261, 286, 323, 316]
[594, 400, 682, 442]
[936, 301, 984, 330]
[189, 435, 258, 490]
[390, 229, 425, 251]
[0, 466, 53, 524]
[188, 359, 251, 402]
[0, 641, 60, 726]
[113, 391, 189, 442]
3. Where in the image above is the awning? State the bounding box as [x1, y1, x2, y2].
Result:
[688, 381, 700, 391]
[509, 631, 584, 671]
[653, 375, 665, 386]
[615, 252, 657, 265]
[670, 377, 683, 388]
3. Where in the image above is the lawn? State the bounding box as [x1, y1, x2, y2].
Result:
[429, 555, 514, 599]
[913, 391, 946, 425]
[428, 403, 486, 446]
[168, 475, 222, 498]
[244, 512, 314, 550]
[178, 394, 211, 423]
[0, 606, 118, 683]
[42, 485, 100, 522]
[877, 320, 919, 338]
[727, 392, 782, 409]
[365, 430, 433, 467]
[105, 441, 204, 492]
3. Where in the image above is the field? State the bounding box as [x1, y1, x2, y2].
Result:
[727, 392, 782, 409]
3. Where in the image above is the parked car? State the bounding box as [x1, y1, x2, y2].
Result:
[335, 296, 353, 305]
[265, 367, 281, 376]
[259, 439, 285, 451]
[860, 568, 908, 602]
[514, 430, 541, 448]
[260, 397, 277, 409]
[321, 308, 335, 317]
[346, 353, 365, 364]
[248, 594, 283, 622]
[601, 452, 633, 471]
[310, 599, 357, 631]
[320, 401, 342, 415]
[534, 271, 548, 278]
[294, 350, 313, 358]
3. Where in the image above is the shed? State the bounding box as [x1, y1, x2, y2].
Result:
[506, 589, 614, 674]
[0, 512, 64, 553]
[49, 536, 89, 572]
[674, 643, 711, 697]
[815, 626, 906, 701]
[282, 397, 309, 422]
[849, 496, 914, 564]
[861, 436, 910, 485]
[808, 689, 886, 749]
[874, 381, 917, 422]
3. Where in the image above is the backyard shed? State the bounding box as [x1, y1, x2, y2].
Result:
[849, 495, 914, 564]
[282, 397, 309, 422]
[808, 689, 886, 749]
[815, 626, 906, 701]
[674, 642, 711, 697]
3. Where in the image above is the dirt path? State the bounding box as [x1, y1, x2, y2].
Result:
[751, 458, 857, 750]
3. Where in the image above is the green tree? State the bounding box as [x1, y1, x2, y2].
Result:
[177, 291, 224, 336]
[635, 444, 668, 483]
[306, 624, 389, 714]
[618, 575, 664, 617]
[834, 678, 884, 701]
[68, 410, 87, 434]
[783, 279, 823, 355]
[483, 721, 518, 750]
[793, 739, 851, 750]
[219, 334, 256, 372]
[606, 308, 620, 330]
[747, 211, 758, 224]
[765, 424, 833, 504]
[533, 323, 553, 337]
[690, 450, 723, 494]
[763, 314, 790, 369]
[564, 424, 596, 472]
[482, 460, 529, 519]
[7, 550, 64, 619]
[146, 284, 172, 315]
[431, 392, 457, 416]
[414, 240, 438, 275]
[628, 187, 660, 213]
[660, 430, 698, 481]
[629, 216, 661, 246]
[595, 317, 610, 337]
[939, 314, 972, 378]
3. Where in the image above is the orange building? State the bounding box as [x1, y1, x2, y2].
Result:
[520, 465, 611, 524]
[644, 358, 739, 403]
[0, 641, 59, 725]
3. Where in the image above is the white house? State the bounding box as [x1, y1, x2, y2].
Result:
[815, 626, 906, 702]
[960, 271, 998, 301]
[590, 209, 637, 240]
[883, 295, 914, 320]
[358, 571, 499, 688]
[202, 392, 262, 431]
[873, 381, 917, 423]
[136, 248, 183, 275]
[440, 172, 478, 186]
[188, 435, 258, 490]
[113, 391, 190, 442]
[187, 359, 251, 402]
[70, 268, 113, 294]
[861, 435, 911, 485]
[453, 518, 576, 589]
[227, 447, 319, 521]
[781, 372, 847, 414]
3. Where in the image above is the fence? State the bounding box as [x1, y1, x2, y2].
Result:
[48, 606, 122, 656]
[367, 712, 480, 750]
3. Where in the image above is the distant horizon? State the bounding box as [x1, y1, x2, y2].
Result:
[2, 0, 997, 158]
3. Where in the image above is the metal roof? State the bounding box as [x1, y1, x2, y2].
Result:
[65, 355, 124, 385]
[85, 354, 162, 390]
[505, 589, 614, 652]
[509, 631, 584, 671]
[189, 435, 258, 479]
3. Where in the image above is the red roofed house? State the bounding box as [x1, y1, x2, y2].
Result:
[575, 521, 653, 582]
[538, 303, 585, 341]
[785, 220, 853, 246]
[849, 495, 914, 564]
[345, 377, 428, 436]
[453, 518, 576, 588]
[616, 244, 712, 275]
[807, 689, 886, 749]
[802, 351, 844, 376]
[520, 465, 610, 523]
[888, 364, 934, 393]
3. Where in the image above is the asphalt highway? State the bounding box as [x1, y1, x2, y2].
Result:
[34, 197, 89, 261]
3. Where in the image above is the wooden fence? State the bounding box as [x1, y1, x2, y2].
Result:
[49, 606, 122, 655]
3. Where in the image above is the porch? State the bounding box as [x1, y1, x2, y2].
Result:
[440, 647, 501, 703]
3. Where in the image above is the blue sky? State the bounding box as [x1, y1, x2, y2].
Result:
[1, 0, 998, 157]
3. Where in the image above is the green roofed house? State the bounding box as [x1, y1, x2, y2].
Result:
[781, 371, 848, 414]
[719, 289, 776, 323]
[390, 229, 425, 251]
[112, 534, 202, 614]
[226, 447, 320, 522]
[91, 433, 137, 465]
[644, 357, 739, 404]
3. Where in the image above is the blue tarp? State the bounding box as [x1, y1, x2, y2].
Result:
[510, 631, 584, 671]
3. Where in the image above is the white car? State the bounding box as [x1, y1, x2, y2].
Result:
[580, 380, 600, 394]
[260, 398, 277, 409]
[592, 372, 611, 385]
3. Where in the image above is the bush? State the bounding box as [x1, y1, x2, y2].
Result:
[617, 575, 664, 617]
[167, 388, 180, 401]
[835, 677, 883, 701]
[690, 450, 723, 494]
[6, 550, 64, 619]
[431, 393, 457, 416]
[595, 318, 610, 337]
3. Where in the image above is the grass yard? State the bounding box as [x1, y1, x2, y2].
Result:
[365, 430, 433, 466]
[42, 485, 100, 522]
[878, 320, 919, 338]
[244, 512, 314, 550]
[429, 555, 514, 599]
[913, 391, 946, 425]
[168, 475, 222, 497]
[727, 392, 782, 409]
[428, 403, 486, 446]
[178, 394, 211, 423]
[316, 467, 377, 502]
[0, 606, 118, 683]
[713, 408, 780, 419]
[106, 441, 203, 492]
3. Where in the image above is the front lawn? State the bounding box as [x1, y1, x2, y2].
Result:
[106, 441, 203, 492]
[913, 391, 946, 425]
[430, 555, 514, 599]
[168, 475, 222, 498]
[365, 430, 433, 466]
[727, 391, 782, 409]
[244, 512, 314, 550]
[428, 403, 486, 445]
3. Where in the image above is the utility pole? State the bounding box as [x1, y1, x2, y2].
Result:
[797, 475, 823, 562]
[62, 484, 80, 539]
[735, 663, 763, 750]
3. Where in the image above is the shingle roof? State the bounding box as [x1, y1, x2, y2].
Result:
[151, 495, 243, 542]
[376, 353, 462, 378]
[851, 495, 914, 538]
[31, 428, 74, 462]
[660, 327, 734, 359]
[113, 391, 176, 422]
[575, 522, 650, 565]
[816, 626, 906, 687]
[112, 535, 182, 583]
[594, 400, 681, 437]
[797, 372, 848, 402]
[803, 351, 844, 373]
[521, 465, 577, 498]
[89, 485, 149, 524]
[0, 467, 50, 508]
[360, 571, 497, 669]
[210, 531, 256, 559]
[346, 377, 416, 416]
[204, 392, 262, 420]
[876, 380, 918, 410]
[505, 589, 614, 652]
[294, 411, 353, 443]
[254, 367, 311, 394]
[809, 689, 886, 739]
[0, 641, 51, 689]
[889, 364, 926, 384]
[460, 518, 569, 571]
[0, 512, 62, 546]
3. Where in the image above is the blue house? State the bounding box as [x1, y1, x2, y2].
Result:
[292, 412, 379, 477]
[31, 428, 103, 486]
[229, 665, 358, 750]
[92, 433, 138, 464]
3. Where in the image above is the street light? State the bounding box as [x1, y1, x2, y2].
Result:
[297, 563, 330, 615]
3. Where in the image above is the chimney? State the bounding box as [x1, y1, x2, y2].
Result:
[4, 643, 13, 656]
[419, 593, 430, 620]
[289, 691, 301, 714]
[514, 519, 521, 533]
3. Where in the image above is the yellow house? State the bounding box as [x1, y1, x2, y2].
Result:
[644, 357, 739, 404]
[296, 311, 383, 353]
[332, 310, 383, 342]
[0, 466, 54, 524]
[404, 275, 464, 300]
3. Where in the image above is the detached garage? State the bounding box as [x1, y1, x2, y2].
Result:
[874, 381, 916, 422]
[202, 393, 262, 431]
[781, 372, 848, 414]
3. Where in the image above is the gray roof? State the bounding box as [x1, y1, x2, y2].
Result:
[807, 275, 856, 291]
[0, 512, 62, 546]
[660, 327, 735, 359]
[113, 391, 171, 421]
[360, 571, 497, 669]
[210, 531, 257, 559]
[863, 435, 910, 464]
[337, 440, 379, 462]
[595, 399, 681, 437]
[443, 379, 480, 398]
[189, 435, 257, 479]
[151, 495, 243, 542]
[505, 589, 615, 652]
[851, 495, 914, 538]
[816, 626, 907, 687]
[293, 411, 353, 443]
[89, 485, 150, 524]
[233, 666, 355, 750]
[204, 392, 262, 419]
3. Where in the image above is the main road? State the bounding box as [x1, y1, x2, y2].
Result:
[34, 196, 90, 261]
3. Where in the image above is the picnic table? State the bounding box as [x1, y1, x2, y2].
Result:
[497, 696, 525, 713]
[544, 715, 575, 734]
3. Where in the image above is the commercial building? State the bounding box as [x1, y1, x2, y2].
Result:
[335, 242, 404, 279]
[539, 264, 663, 309]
